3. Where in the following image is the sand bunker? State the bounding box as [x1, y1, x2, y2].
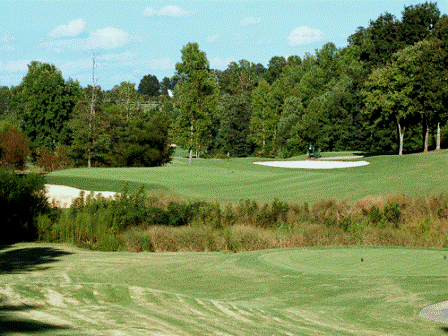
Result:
[420, 301, 448, 324]
[253, 160, 369, 169]
[45, 184, 118, 208]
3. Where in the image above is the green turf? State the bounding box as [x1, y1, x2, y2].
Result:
[1, 243, 447, 335]
[45, 150, 448, 203]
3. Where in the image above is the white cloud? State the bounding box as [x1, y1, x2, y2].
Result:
[87, 27, 129, 49]
[42, 27, 130, 52]
[148, 58, 175, 70]
[41, 38, 87, 52]
[1, 32, 19, 52]
[239, 17, 261, 27]
[210, 57, 235, 69]
[58, 58, 94, 75]
[98, 51, 136, 62]
[206, 35, 219, 43]
[49, 18, 86, 38]
[1, 45, 17, 52]
[2, 31, 17, 43]
[1, 60, 30, 72]
[287, 26, 324, 46]
[143, 5, 191, 17]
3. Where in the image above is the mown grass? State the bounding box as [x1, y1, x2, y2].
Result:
[0, 243, 446, 335]
[46, 150, 448, 203]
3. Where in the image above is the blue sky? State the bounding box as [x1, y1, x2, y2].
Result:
[1, 0, 447, 90]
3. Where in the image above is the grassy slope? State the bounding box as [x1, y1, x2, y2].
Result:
[46, 150, 448, 203]
[1, 243, 447, 335]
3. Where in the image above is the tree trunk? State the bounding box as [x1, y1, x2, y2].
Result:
[423, 117, 429, 152]
[436, 122, 441, 151]
[397, 120, 405, 156]
[189, 123, 194, 164]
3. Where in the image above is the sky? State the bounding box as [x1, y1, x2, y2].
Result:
[1, 0, 447, 90]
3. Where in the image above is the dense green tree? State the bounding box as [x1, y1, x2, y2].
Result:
[69, 98, 113, 167]
[349, 12, 403, 69]
[215, 93, 253, 156]
[213, 60, 264, 156]
[108, 110, 173, 167]
[107, 82, 141, 120]
[0, 86, 11, 119]
[362, 63, 417, 155]
[401, 2, 440, 45]
[172, 42, 218, 163]
[138, 74, 160, 97]
[393, 39, 448, 152]
[349, 2, 440, 72]
[276, 96, 305, 157]
[250, 78, 278, 155]
[18, 62, 82, 150]
[264, 56, 287, 84]
[160, 76, 178, 96]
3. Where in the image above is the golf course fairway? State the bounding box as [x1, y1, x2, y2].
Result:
[45, 150, 448, 203]
[1, 243, 447, 335]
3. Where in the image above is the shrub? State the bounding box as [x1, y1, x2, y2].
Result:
[167, 202, 189, 226]
[0, 122, 30, 170]
[0, 170, 49, 243]
[384, 202, 401, 228]
[36, 145, 72, 172]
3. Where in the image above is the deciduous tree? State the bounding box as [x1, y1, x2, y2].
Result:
[172, 42, 218, 163]
[138, 74, 160, 97]
[18, 62, 82, 150]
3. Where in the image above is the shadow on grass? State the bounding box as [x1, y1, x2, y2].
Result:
[0, 304, 71, 335]
[441, 326, 448, 333]
[0, 246, 72, 274]
[0, 245, 73, 335]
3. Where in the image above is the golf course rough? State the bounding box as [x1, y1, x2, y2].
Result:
[1, 244, 447, 335]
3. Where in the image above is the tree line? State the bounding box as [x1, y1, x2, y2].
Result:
[0, 2, 447, 170]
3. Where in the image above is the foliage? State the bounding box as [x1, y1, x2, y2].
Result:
[36, 145, 72, 172]
[0, 122, 30, 170]
[0, 86, 12, 119]
[68, 100, 113, 167]
[69, 100, 172, 168]
[249, 78, 278, 155]
[172, 42, 218, 161]
[0, 170, 49, 244]
[160, 76, 178, 96]
[18, 62, 83, 150]
[108, 110, 173, 167]
[138, 74, 160, 97]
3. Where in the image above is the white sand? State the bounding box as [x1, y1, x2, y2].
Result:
[45, 184, 118, 208]
[420, 301, 448, 324]
[253, 160, 369, 169]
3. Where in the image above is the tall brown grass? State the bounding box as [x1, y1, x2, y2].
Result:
[38, 189, 448, 252]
